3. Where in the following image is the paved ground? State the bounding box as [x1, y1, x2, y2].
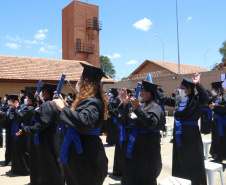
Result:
[0, 116, 225, 185]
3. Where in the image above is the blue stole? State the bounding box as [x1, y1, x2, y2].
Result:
[126, 128, 159, 159]
[112, 117, 117, 125]
[60, 127, 100, 165]
[159, 104, 164, 111]
[32, 117, 40, 145]
[202, 108, 212, 120]
[118, 124, 132, 148]
[214, 114, 226, 136]
[174, 119, 198, 146]
[11, 120, 20, 140]
[23, 121, 30, 126]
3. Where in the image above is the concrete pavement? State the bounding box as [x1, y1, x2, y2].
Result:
[0, 116, 225, 185]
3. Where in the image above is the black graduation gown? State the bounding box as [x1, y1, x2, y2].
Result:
[0, 102, 9, 147]
[113, 104, 127, 176]
[210, 94, 226, 161]
[10, 105, 35, 175]
[157, 84, 208, 185]
[200, 106, 212, 134]
[59, 97, 108, 185]
[118, 102, 165, 185]
[2, 105, 13, 166]
[22, 100, 64, 185]
[106, 97, 121, 145]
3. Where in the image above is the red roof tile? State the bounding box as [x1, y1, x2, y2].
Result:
[130, 59, 209, 76]
[0, 55, 114, 83]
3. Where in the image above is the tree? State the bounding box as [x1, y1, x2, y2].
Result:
[100, 55, 116, 78]
[219, 40, 226, 61]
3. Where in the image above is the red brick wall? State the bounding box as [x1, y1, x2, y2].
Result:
[62, 1, 100, 67]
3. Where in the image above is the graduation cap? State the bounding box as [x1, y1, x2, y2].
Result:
[80, 62, 108, 82]
[158, 88, 164, 93]
[41, 83, 57, 94]
[9, 94, 19, 100]
[110, 88, 118, 94]
[141, 81, 159, 94]
[68, 93, 72, 97]
[20, 90, 27, 95]
[126, 89, 133, 94]
[181, 76, 195, 90]
[211, 81, 223, 89]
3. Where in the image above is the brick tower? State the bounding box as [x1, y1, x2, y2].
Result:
[62, 0, 101, 67]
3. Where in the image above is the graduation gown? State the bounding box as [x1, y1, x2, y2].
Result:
[118, 102, 165, 185]
[210, 94, 226, 161]
[0, 102, 9, 147]
[1, 105, 12, 166]
[10, 105, 35, 175]
[157, 84, 208, 185]
[106, 97, 121, 145]
[59, 97, 108, 185]
[113, 104, 128, 176]
[200, 106, 212, 134]
[22, 100, 64, 185]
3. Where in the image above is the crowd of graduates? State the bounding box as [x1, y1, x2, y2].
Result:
[0, 62, 225, 185]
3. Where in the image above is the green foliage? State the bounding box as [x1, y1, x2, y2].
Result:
[100, 55, 116, 78]
[219, 41, 226, 61]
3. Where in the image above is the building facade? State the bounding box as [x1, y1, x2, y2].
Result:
[62, 0, 101, 67]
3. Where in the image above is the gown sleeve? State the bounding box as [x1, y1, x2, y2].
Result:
[213, 94, 226, 115]
[133, 105, 159, 130]
[15, 106, 34, 123]
[59, 99, 102, 135]
[22, 102, 59, 135]
[156, 89, 176, 107]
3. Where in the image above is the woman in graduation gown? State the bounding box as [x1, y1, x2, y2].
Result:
[112, 89, 131, 177]
[106, 88, 121, 146]
[118, 81, 165, 185]
[52, 62, 108, 185]
[209, 81, 226, 162]
[157, 73, 208, 185]
[2, 94, 18, 166]
[16, 84, 64, 185]
[10, 92, 36, 175]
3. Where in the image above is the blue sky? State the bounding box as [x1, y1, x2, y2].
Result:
[0, 0, 225, 80]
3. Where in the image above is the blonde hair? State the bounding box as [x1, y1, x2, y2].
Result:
[71, 78, 109, 120]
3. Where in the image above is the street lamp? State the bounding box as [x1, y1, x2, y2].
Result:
[204, 48, 212, 64]
[176, 0, 180, 74]
[155, 34, 164, 61]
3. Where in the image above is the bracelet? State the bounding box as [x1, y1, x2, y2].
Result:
[196, 82, 200, 85]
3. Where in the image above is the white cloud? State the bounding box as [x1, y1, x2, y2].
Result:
[6, 43, 21, 49]
[107, 53, 121, 59]
[187, 16, 192, 21]
[26, 46, 32, 49]
[126, 60, 138, 65]
[45, 44, 57, 50]
[35, 29, 48, 40]
[6, 35, 21, 42]
[24, 39, 38, 44]
[133, 18, 153, 31]
[39, 47, 55, 54]
[60, 49, 62, 53]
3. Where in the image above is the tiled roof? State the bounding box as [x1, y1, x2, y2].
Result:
[130, 59, 209, 76]
[211, 60, 226, 71]
[0, 55, 114, 83]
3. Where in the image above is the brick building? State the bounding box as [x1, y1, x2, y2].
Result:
[62, 0, 101, 67]
[0, 55, 114, 98]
